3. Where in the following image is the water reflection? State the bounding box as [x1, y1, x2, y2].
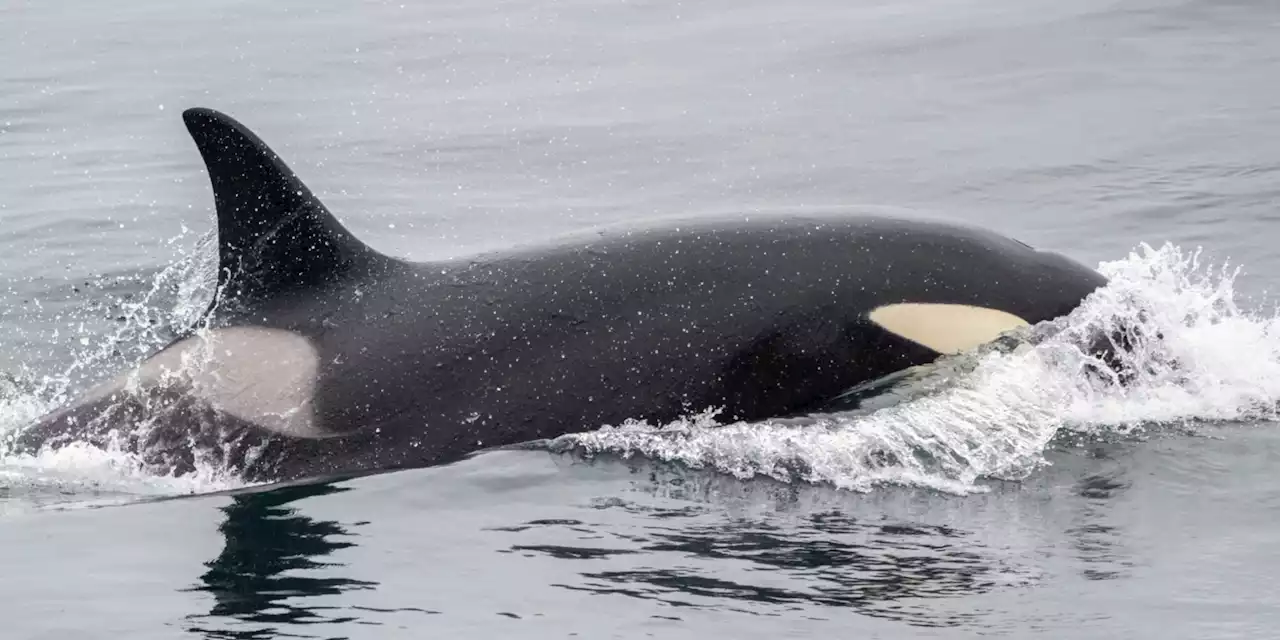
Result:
[494, 500, 1035, 628]
[1066, 445, 1136, 581]
[523, 444, 1147, 627]
[184, 482, 377, 639]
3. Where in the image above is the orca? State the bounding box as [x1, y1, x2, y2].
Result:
[14, 108, 1109, 483]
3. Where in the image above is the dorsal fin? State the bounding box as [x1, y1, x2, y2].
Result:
[182, 107, 385, 310]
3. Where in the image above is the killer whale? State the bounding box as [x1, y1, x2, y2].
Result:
[15, 107, 1109, 482]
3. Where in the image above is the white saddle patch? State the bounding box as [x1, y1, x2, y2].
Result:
[71, 326, 325, 438]
[868, 303, 1030, 356]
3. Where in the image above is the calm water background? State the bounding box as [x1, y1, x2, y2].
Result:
[2, 0, 1280, 638]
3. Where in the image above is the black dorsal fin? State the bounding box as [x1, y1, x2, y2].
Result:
[182, 107, 385, 310]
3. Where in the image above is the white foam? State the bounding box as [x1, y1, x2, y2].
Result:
[555, 243, 1280, 494]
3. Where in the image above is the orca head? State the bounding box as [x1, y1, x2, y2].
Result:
[857, 234, 1156, 388]
[860, 228, 1108, 355]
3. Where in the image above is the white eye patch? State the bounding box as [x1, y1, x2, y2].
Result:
[868, 303, 1030, 355]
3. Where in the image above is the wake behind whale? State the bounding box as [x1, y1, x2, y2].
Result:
[5, 108, 1116, 487]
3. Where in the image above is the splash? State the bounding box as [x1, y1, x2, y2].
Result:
[552, 243, 1280, 494]
[42, 228, 220, 403]
[0, 228, 240, 507]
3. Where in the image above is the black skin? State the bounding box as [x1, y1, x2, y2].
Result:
[16, 109, 1108, 483]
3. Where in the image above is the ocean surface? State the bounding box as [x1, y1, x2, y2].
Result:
[2, 0, 1279, 637]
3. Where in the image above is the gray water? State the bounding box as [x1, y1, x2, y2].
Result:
[2, 0, 1280, 637]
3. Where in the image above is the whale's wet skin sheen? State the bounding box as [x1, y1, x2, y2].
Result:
[13, 108, 1108, 483]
